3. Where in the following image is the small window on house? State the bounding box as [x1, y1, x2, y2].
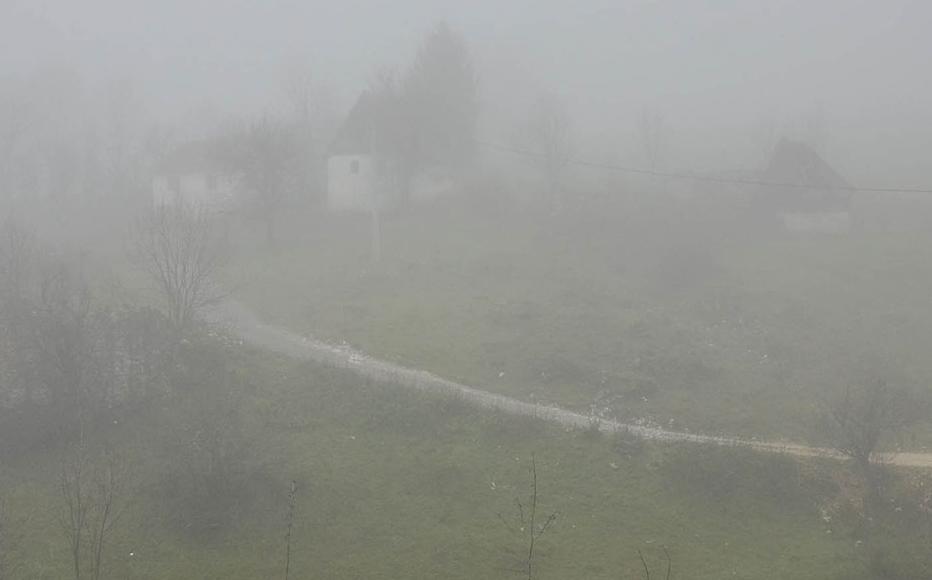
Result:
[350, 159, 360, 175]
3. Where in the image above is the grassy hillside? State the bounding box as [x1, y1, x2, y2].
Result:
[225, 195, 932, 446]
[1, 338, 921, 579]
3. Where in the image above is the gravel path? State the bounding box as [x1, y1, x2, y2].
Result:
[206, 300, 932, 469]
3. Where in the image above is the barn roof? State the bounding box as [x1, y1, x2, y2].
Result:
[761, 139, 853, 212]
[329, 92, 377, 156]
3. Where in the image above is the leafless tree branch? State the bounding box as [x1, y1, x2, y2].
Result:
[133, 202, 226, 333]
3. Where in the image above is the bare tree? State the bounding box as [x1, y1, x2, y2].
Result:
[1, 225, 173, 447]
[499, 454, 558, 580]
[59, 444, 124, 580]
[282, 64, 326, 204]
[60, 444, 91, 580]
[824, 379, 921, 504]
[638, 107, 668, 193]
[88, 453, 122, 580]
[366, 70, 409, 261]
[1, 230, 97, 438]
[283, 64, 339, 153]
[101, 77, 144, 197]
[133, 202, 225, 332]
[0, 498, 11, 580]
[283, 480, 298, 580]
[638, 107, 666, 172]
[0, 219, 36, 341]
[284, 65, 315, 128]
[637, 546, 673, 580]
[0, 88, 32, 199]
[31, 262, 95, 421]
[828, 381, 907, 468]
[0, 496, 27, 580]
[800, 101, 829, 156]
[749, 115, 778, 168]
[527, 93, 574, 214]
[0, 220, 34, 285]
[402, 23, 479, 180]
[235, 120, 300, 246]
[0, 221, 37, 417]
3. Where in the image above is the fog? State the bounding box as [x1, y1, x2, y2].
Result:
[2, 1, 932, 579]
[6, 1, 932, 182]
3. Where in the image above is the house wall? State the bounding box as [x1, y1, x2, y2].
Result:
[152, 173, 236, 211]
[327, 154, 375, 212]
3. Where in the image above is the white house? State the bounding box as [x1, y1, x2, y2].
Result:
[326, 94, 381, 212]
[327, 154, 378, 212]
[152, 139, 238, 212]
[326, 92, 458, 212]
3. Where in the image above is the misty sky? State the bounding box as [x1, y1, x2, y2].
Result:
[4, 0, 931, 184]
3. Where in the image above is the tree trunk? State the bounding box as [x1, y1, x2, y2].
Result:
[370, 208, 381, 263]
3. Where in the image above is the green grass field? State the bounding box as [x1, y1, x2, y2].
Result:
[225, 194, 932, 447]
[1, 339, 909, 580]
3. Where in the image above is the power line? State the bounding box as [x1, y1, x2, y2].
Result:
[477, 140, 932, 195]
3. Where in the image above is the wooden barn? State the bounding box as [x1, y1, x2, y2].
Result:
[760, 139, 853, 234]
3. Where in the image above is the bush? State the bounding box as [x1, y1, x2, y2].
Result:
[866, 537, 932, 580]
[150, 342, 277, 539]
[859, 478, 932, 580]
[611, 426, 645, 459]
[0, 221, 175, 456]
[659, 445, 834, 510]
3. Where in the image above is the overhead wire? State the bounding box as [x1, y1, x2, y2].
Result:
[476, 140, 932, 194]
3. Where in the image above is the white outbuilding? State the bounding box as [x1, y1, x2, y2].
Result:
[326, 91, 460, 212]
[151, 139, 237, 212]
[759, 139, 853, 234]
[326, 94, 380, 212]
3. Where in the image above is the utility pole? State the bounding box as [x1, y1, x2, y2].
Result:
[283, 480, 297, 580]
[368, 128, 381, 263]
[370, 198, 381, 263]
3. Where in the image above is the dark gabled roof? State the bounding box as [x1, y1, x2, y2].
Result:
[763, 139, 852, 190]
[761, 139, 853, 212]
[329, 92, 377, 156]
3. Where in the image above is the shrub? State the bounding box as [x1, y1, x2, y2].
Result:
[150, 342, 277, 539]
[611, 426, 645, 459]
[659, 444, 834, 510]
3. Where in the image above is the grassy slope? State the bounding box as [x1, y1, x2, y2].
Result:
[1, 344, 873, 580]
[226, 196, 932, 445]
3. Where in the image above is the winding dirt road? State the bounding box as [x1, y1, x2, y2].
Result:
[206, 300, 932, 469]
